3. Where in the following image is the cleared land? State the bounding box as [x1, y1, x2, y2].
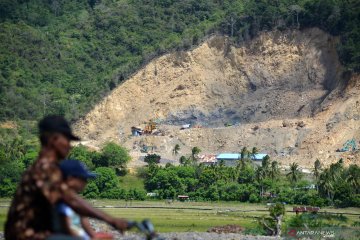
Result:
[75, 29, 360, 168]
[1, 199, 360, 233]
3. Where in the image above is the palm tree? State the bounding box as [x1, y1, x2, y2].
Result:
[270, 161, 280, 182]
[329, 159, 343, 180]
[240, 147, 250, 168]
[179, 156, 187, 165]
[255, 166, 266, 197]
[191, 147, 201, 161]
[318, 159, 345, 203]
[286, 162, 302, 187]
[262, 155, 271, 177]
[172, 144, 180, 156]
[319, 169, 335, 202]
[240, 147, 249, 161]
[313, 159, 321, 191]
[345, 165, 360, 194]
[251, 147, 259, 160]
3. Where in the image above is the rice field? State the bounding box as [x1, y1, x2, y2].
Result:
[1, 199, 359, 233]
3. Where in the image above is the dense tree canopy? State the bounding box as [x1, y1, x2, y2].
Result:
[141, 160, 360, 207]
[144, 154, 161, 165]
[95, 142, 131, 168]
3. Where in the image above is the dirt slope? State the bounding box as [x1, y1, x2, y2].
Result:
[75, 28, 359, 168]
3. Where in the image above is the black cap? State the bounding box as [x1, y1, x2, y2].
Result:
[39, 115, 80, 141]
[60, 159, 96, 179]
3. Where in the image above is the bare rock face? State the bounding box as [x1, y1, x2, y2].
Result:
[75, 28, 359, 167]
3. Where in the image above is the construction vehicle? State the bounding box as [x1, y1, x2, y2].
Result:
[337, 138, 358, 152]
[144, 120, 157, 134]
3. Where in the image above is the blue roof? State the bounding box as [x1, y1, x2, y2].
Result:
[216, 153, 240, 160]
[251, 153, 268, 160]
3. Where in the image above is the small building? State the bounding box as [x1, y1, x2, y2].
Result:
[198, 154, 217, 166]
[294, 184, 316, 190]
[178, 195, 189, 201]
[251, 153, 268, 161]
[216, 153, 241, 166]
[146, 192, 158, 197]
[131, 126, 143, 136]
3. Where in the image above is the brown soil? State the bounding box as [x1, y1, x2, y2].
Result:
[75, 28, 360, 169]
[207, 225, 245, 234]
[0, 121, 17, 129]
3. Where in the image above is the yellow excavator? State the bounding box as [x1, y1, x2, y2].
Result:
[144, 120, 157, 134]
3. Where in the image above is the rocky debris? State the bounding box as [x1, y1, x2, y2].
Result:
[253, 125, 260, 131]
[76, 27, 341, 137]
[0, 231, 281, 240]
[74, 27, 360, 168]
[326, 113, 342, 132]
[282, 120, 292, 127]
[156, 232, 281, 240]
[296, 121, 305, 128]
[207, 225, 244, 234]
[101, 232, 283, 240]
[81, 220, 281, 240]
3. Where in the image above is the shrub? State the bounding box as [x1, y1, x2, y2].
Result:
[100, 188, 127, 199]
[94, 142, 131, 169]
[144, 154, 161, 165]
[69, 145, 96, 170]
[94, 167, 119, 192]
[127, 188, 146, 200]
[83, 181, 100, 199]
[249, 193, 260, 203]
[0, 178, 17, 197]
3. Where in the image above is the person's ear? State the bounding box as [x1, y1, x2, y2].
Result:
[47, 134, 57, 147]
[50, 133, 64, 147]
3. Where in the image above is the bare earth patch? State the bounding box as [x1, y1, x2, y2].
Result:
[207, 225, 245, 234]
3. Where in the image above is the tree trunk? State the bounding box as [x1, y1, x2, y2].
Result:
[296, 13, 300, 29]
[276, 215, 283, 236]
[261, 219, 275, 236]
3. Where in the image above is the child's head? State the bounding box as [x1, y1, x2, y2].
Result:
[60, 159, 96, 193]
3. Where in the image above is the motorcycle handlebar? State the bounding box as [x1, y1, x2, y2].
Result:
[126, 220, 164, 240]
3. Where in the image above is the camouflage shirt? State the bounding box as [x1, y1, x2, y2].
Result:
[5, 157, 68, 239]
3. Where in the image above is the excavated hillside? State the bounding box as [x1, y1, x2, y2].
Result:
[75, 28, 360, 168]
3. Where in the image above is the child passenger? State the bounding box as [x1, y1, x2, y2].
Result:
[57, 159, 97, 240]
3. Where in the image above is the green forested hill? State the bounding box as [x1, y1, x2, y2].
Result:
[0, 0, 359, 121]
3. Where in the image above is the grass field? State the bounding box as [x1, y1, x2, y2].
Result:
[0, 207, 7, 232]
[1, 199, 360, 233]
[118, 174, 144, 190]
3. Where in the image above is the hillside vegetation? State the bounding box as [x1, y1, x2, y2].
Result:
[0, 0, 359, 121]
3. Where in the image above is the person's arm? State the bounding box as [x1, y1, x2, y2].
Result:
[62, 192, 128, 232]
[62, 215, 80, 237]
[80, 217, 96, 238]
[35, 161, 128, 232]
